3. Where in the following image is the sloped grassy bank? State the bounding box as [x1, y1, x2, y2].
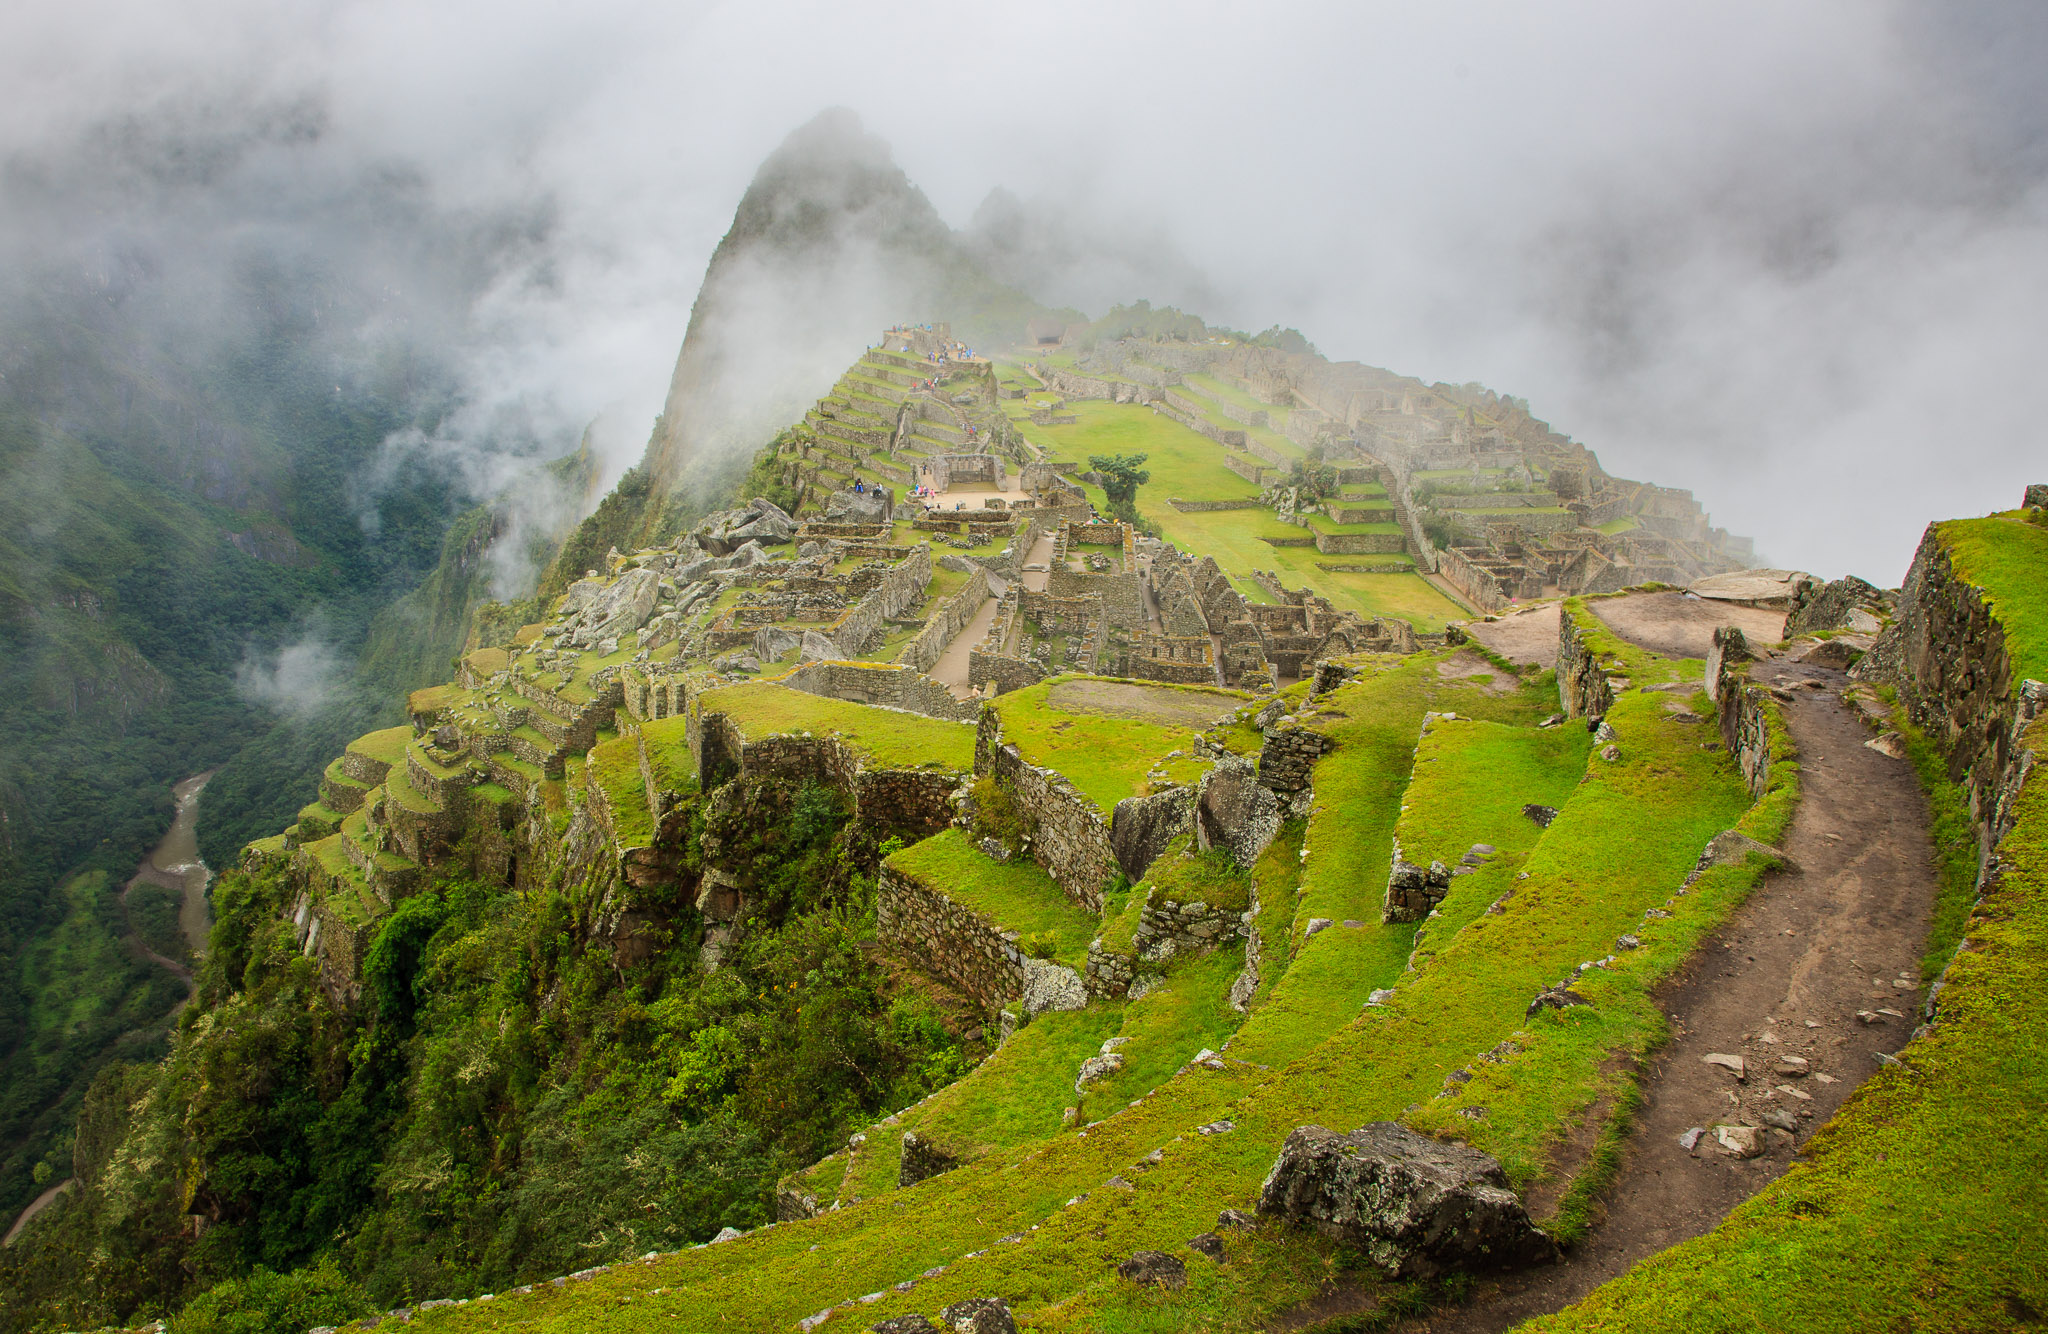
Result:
[363, 617, 1796, 1333]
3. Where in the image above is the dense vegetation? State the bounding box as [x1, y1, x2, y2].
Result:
[0, 264, 498, 1233]
[0, 775, 968, 1331]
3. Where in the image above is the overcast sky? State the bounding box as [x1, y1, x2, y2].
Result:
[3, 0, 2043, 583]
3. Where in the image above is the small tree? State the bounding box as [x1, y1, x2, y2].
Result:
[1088, 453, 1150, 524]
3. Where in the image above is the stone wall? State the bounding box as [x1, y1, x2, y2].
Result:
[781, 659, 982, 723]
[690, 702, 967, 838]
[1557, 604, 1617, 719]
[1314, 531, 1409, 556]
[1047, 566, 1146, 629]
[1256, 725, 1330, 793]
[1854, 524, 2042, 848]
[975, 709, 1118, 911]
[968, 647, 1048, 696]
[1036, 365, 1149, 405]
[877, 864, 1026, 1011]
[1438, 545, 1511, 614]
[828, 544, 932, 655]
[896, 567, 994, 675]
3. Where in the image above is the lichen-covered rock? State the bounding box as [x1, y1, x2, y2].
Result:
[774, 1184, 822, 1222]
[1786, 574, 1882, 637]
[1115, 1250, 1187, 1289]
[1193, 756, 1280, 869]
[870, 1316, 938, 1334]
[1109, 786, 1192, 882]
[939, 1297, 1017, 1333]
[1020, 957, 1087, 1017]
[827, 486, 894, 525]
[800, 630, 844, 662]
[1256, 1122, 1557, 1278]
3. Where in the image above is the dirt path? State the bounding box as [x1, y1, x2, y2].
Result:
[1399, 659, 1938, 1332]
[1587, 590, 1786, 660]
[929, 594, 1002, 699]
[1020, 532, 1055, 592]
[2, 1178, 75, 1248]
[1460, 603, 1561, 670]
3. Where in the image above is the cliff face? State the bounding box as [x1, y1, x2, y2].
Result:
[636, 110, 1041, 517]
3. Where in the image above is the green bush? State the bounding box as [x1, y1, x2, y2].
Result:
[167, 1258, 374, 1334]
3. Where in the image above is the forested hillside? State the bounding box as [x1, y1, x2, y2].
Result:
[0, 258, 498, 1233]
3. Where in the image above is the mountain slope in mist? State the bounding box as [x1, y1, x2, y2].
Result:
[630, 109, 1060, 528]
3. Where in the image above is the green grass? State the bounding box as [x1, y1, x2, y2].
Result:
[1140, 836, 1252, 913]
[393, 622, 1778, 1334]
[588, 735, 654, 846]
[831, 1005, 1128, 1203]
[637, 716, 697, 797]
[1938, 513, 2048, 682]
[888, 830, 1099, 970]
[990, 679, 1212, 813]
[1595, 516, 1640, 536]
[1225, 657, 1563, 1070]
[345, 725, 411, 768]
[696, 683, 977, 772]
[1397, 714, 1594, 972]
[381, 763, 443, 816]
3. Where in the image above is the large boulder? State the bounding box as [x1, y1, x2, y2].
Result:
[827, 486, 893, 525]
[1109, 787, 1192, 882]
[1020, 958, 1088, 1017]
[800, 630, 844, 662]
[753, 625, 801, 662]
[1786, 574, 1883, 637]
[577, 567, 661, 641]
[1256, 1122, 1557, 1278]
[1193, 756, 1280, 869]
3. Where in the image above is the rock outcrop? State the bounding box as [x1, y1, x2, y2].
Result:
[1256, 1122, 1556, 1278]
[1192, 756, 1281, 869]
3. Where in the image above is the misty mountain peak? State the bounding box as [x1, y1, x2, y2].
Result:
[728, 107, 945, 252]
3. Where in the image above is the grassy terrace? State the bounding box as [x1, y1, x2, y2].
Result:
[1397, 713, 1595, 972]
[1939, 512, 2048, 681]
[989, 677, 1223, 812]
[698, 681, 976, 771]
[637, 716, 697, 796]
[1527, 531, 2048, 1331]
[887, 829, 1098, 971]
[399, 618, 1778, 1333]
[1012, 397, 1463, 628]
[346, 725, 412, 768]
[1228, 656, 1563, 1071]
[588, 735, 654, 846]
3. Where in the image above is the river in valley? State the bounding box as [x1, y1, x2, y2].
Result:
[121, 771, 216, 978]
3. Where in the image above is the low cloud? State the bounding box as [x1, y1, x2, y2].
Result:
[235, 628, 345, 719]
[3, 1, 2043, 586]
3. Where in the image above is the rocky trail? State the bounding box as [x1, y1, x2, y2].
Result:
[1396, 634, 1940, 1331]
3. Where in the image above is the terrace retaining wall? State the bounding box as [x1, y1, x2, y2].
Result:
[975, 709, 1119, 911]
[877, 865, 1026, 1011]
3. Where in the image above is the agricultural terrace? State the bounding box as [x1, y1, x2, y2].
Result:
[1009, 397, 1465, 629]
[697, 682, 977, 772]
[988, 676, 1247, 813]
[887, 829, 1098, 971]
